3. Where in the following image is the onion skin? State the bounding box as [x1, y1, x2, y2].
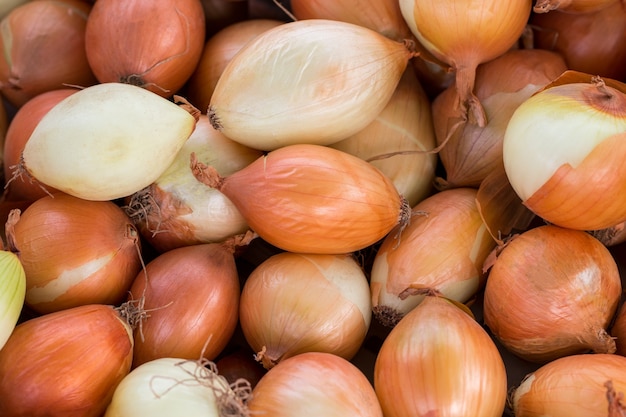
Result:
[7, 193, 142, 315]
[374, 295, 508, 417]
[127, 243, 240, 368]
[611, 301, 626, 356]
[533, 0, 620, 13]
[85, 0, 206, 97]
[248, 351, 383, 417]
[0, 0, 97, 108]
[0, 304, 133, 417]
[483, 225, 622, 363]
[193, 143, 409, 254]
[512, 353, 626, 417]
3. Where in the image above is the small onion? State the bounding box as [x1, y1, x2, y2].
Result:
[370, 187, 496, 327]
[5, 193, 142, 314]
[399, 0, 531, 127]
[374, 295, 508, 417]
[215, 348, 266, 389]
[483, 224, 622, 363]
[0, 249, 25, 351]
[0, 304, 134, 417]
[127, 242, 241, 368]
[208, 19, 415, 150]
[0, 0, 97, 108]
[512, 353, 626, 417]
[611, 300, 626, 356]
[239, 252, 372, 369]
[247, 351, 383, 417]
[19, 82, 197, 201]
[503, 73, 626, 231]
[192, 143, 410, 255]
[124, 115, 262, 253]
[85, 0, 206, 97]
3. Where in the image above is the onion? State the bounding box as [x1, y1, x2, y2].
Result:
[3, 88, 77, 202]
[17, 82, 197, 202]
[208, 18, 415, 150]
[192, 143, 411, 255]
[399, 0, 531, 127]
[611, 301, 626, 356]
[503, 72, 626, 231]
[530, 2, 626, 80]
[184, 19, 284, 114]
[374, 295, 508, 417]
[247, 351, 383, 417]
[84, 0, 206, 98]
[330, 67, 438, 207]
[433, 48, 568, 188]
[127, 242, 241, 368]
[533, 0, 620, 13]
[5, 193, 142, 315]
[201, 0, 249, 37]
[0, 0, 97, 108]
[216, 348, 266, 389]
[0, 249, 25, 351]
[0, 303, 134, 417]
[239, 252, 371, 369]
[511, 353, 626, 417]
[483, 224, 622, 363]
[0, 0, 28, 21]
[124, 115, 262, 253]
[105, 357, 250, 417]
[370, 187, 496, 327]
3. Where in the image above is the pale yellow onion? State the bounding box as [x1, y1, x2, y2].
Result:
[370, 187, 495, 327]
[503, 74, 626, 230]
[374, 295, 508, 417]
[533, 0, 619, 13]
[124, 115, 262, 253]
[248, 351, 383, 417]
[399, 0, 531, 127]
[208, 19, 414, 151]
[105, 357, 248, 417]
[20, 82, 197, 201]
[0, 250, 25, 351]
[483, 225, 622, 363]
[239, 252, 371, 369]
[330, 67, 437, 207]
[512, 353, 626, 417]
[0, 0, 28, 20]
[433, 49, 568, 188]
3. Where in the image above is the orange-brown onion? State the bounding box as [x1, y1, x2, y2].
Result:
[483, 225, 622, 363]
[192, 143, 410, 254]
[530, 2, 626, 81]
[215, 348, 267, 389]
[184, 19, 284, 114]
[533, 0, 620, 13]
[239, 252, 372, 369]
[611, 300, 626, 356]
[200, 0, 249, 37]
[374, 295, 508, 417]
[330, 67, 438, 207]
[433, 49, 568, 189]
[0, 0, 97, 108]
[6, 193, 142, 315]
[370, 187, 496, 327]
[84, 0, 206, 98]
[124, 115, 262, 253]
[511, 353, 626, 417]
[127, 242, 240, 368]
[3, 88, 77, 202]
[247, 351, 383, 417]
[0, 304, 134, 417]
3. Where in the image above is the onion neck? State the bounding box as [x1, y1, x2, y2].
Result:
[455, 64, 487, 127]
[587, 327, 617, 354]
[583, 77, 626, 118]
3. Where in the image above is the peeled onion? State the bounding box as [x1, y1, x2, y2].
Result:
[0, 249, 25, 351]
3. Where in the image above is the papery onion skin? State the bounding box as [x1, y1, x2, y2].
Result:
[374, 295, 508, 417]
[0, 250, 25, 351]
[534, 0, 619, 14]
[85, 0, 206, 97]
[239, 252, 372, 369]
[193, 143, 409, 255]
[8, 193, 142, 315]
[370, 187, 495, 327]
[208, 19, 414, 150]
[248, 351, 383, 417]
[483, 225, 622, 363]
[512, 353, 626, 417]
[0, 304, 133, 417]
[503, 79, 626, 231]
[127, 243, 240, 368]
[0, 0, 97, 108]
[21, 82, 197, 201]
